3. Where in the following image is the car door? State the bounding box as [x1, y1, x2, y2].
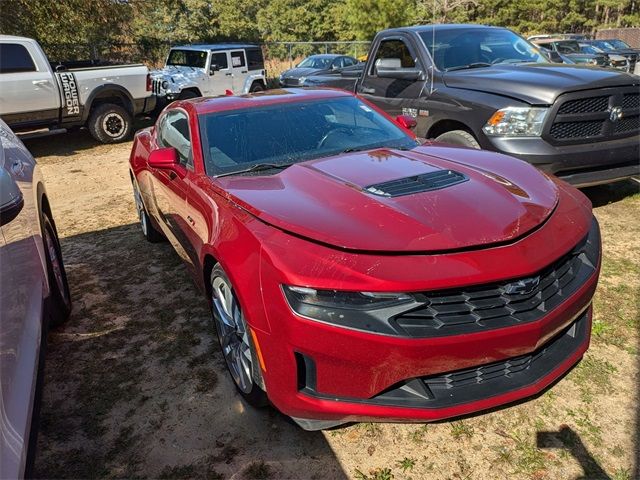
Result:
[151, 109, 198, 269]
[358, 36, 427, 119]
[0, 129, 45, 479]
[206, 51, 234, 96]
[0, 41, 59, 124]
[229, 50, 249, 93]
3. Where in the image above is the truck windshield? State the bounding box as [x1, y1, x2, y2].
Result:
[199, 96, 417, 177]
[419, 28, 546, 71]
[167, 49, 207, 68]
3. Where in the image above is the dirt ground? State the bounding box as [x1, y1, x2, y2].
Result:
[25, 128, 639, 480]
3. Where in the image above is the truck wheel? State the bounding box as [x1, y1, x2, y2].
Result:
[249, 82, 265, 93]
[88, 103, 132, 144]
[434, 130, 480, 149]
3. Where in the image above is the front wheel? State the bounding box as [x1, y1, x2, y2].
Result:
[210, 265, 268, 407]
[41, 213, 72, 327]
[249, 82, 265, 93]
[433, 130, 481, 149]
[88, 103, 133, 144]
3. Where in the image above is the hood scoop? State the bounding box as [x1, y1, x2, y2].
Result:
[364, 169, 468, 197]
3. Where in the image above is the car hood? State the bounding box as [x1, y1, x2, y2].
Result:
[151, 66, 206, 85]
[281, 67, 324, 79]
[216, 146, 560, 252]
[443, 63, 639, 104]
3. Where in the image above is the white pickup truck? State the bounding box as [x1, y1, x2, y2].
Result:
[0, 35, 155, 143]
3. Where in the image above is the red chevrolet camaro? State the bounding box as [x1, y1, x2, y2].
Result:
[129, 88, 600, 430]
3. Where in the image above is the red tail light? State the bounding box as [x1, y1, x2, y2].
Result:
[146, 73, 152, 92]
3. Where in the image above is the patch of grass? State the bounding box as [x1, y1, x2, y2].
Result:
[567, 408, 603, 446]
[492, 445, 514, 465]
[396, 457, 416, 473]
[360, 422, 383, 438]
[407, 425, 428, 444]
[570, 355, 617, 403]
[612, 467, 633, 480]
[354, 467, 394, 480]
[450, 420, 474, 440]
[513, 433, 547, 475]
[243, 460, 273, 479]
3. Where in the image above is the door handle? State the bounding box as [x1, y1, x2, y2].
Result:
[225, 72, 232, 76]
[241, 70, 248, 74]
[359, 86, 375, 94]
[187, 215, 195, 226]
[32, 79, 49, 86]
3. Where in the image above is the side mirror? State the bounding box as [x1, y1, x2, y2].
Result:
[209, 64, 220, 75]
[0, 169, 24, 226]
[375, 58, 423, 81]
[148, 147, 179, 169]
[396, 115, 417, 130]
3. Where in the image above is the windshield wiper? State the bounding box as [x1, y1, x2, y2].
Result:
[445, 62, 492, 72]
[215, 163, 293, 177]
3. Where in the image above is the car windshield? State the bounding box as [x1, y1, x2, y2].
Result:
[167, 49, 208, 68]
[555, 41, 582, 54]
[419, 28, 547, 71]
[581, 44, 602, 54]
[297, 56, 334, 69]
[199, 96, 417, 177]
[608, 39, 631, 49]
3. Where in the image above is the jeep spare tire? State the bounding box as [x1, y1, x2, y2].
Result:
[88, 103, 132, 144]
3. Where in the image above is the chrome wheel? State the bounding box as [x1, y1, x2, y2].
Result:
[43, 226, 70, 308]
[133, 183, 148, 236]
[211, 275, 253, 393]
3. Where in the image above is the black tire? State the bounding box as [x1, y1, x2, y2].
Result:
[87, 103, 132, 144]
[434, 129, 481, 149]
[178, 90, 200, 100]
[132, 180, 165, 243]
[249, 82, 265, 93]
[210, 264, 269, 408]
[41, 213, 72, 327]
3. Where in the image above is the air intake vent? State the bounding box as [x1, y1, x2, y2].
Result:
[365, 170, 467, 197]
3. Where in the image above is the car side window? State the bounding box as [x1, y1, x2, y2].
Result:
[231, 51, 246, 68]
[371, 39, 416, 75]
[211, 52, 228, 71]
[158, 111, 193, 170]
[0, 44, 36, 74]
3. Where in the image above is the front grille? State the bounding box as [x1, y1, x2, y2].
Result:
[392, 219, 600, 338]
[548, 87, 640, 143]
[365, 170, 467, 197]
[558, 96, 608, 114]
[550, 121, 603, 138]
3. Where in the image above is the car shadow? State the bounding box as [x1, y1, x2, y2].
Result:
[33, 222, 347, 479]
[580, 178, 639, 208]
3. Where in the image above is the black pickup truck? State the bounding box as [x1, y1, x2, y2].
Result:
[303, 24, 640, 187]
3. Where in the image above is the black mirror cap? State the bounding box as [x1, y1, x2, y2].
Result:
[0, 193, 24, 226]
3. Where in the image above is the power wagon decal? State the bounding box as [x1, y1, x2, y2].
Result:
[57, 72, 82, 121]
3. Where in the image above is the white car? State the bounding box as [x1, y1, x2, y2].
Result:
[151, 44, 267, 103]
[0, 35, 155, 143]
[0, 119, 72, 478]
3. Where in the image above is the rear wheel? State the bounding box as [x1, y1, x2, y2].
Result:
[210, 265, 268, 407]
[41, 213, 71, 327]
[132, 180, 164, 243]
[88, 103, 132, 144]
[434, 130, 480, 149]
[249, 82, 265, 93]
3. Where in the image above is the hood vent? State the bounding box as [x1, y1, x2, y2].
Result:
[365, 170, 468, 197]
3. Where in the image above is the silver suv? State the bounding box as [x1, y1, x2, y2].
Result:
[151, 44, 267, 103]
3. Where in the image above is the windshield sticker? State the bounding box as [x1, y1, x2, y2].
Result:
[232, 56, 242, 67]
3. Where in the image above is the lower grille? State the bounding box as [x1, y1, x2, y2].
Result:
[615, 115, 639, 134]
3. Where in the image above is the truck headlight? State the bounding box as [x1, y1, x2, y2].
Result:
[483, 107, 549, 137]
[161, 80, 168, 89]
[282, 286, 415, 334]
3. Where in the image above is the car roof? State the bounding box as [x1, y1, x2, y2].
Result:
[171, 43, 260, 51]
[186, 88, 353, 115]
[306, 54, 344, 58]
[395, 24, 504, 34]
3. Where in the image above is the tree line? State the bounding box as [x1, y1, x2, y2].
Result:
[1, 0, 638, 50]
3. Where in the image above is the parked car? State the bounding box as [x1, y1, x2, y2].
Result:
[0, 119, 72, 478]
[531, 38, 608, 67]
[579, 43, 629, 71]
[129, 88, 601, 431]
[582, 39, 640, 74]
[278, 54, 359, 87]
[304, 24, 640, 187]
[150, 44, 267, 106]
[0, 35, 155, 143]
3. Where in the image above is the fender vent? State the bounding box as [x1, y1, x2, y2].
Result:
[365, 170, 467, 197]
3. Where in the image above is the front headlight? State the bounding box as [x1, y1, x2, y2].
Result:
[161, 80, 168, 89]
[282, 285, 415, 335]
[483, 107, 549, 137]
[298, 76, 307, 86]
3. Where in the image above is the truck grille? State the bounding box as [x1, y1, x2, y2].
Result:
[547, 87, 640, 143]
[152, 79, 164, 95]
[391, 219, 599, 338]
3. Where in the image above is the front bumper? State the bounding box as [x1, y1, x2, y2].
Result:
[487, 135, 639, 187]
[250, 210, 600, 427]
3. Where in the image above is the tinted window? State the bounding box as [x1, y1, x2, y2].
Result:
[297, 56, 333, 69]
[231, 51, 246, 68]
[167, 49, 207, 68]
[211, 52, 228, 70]
[0, 44, 36, 73]
[246, 48, 264, 70]
[420, 28, 546, 70]
[159, 111, 192, 169]
[344, 57, 357, 66]
[200, 96, 416, 176]
[372, 39, 416, 73]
